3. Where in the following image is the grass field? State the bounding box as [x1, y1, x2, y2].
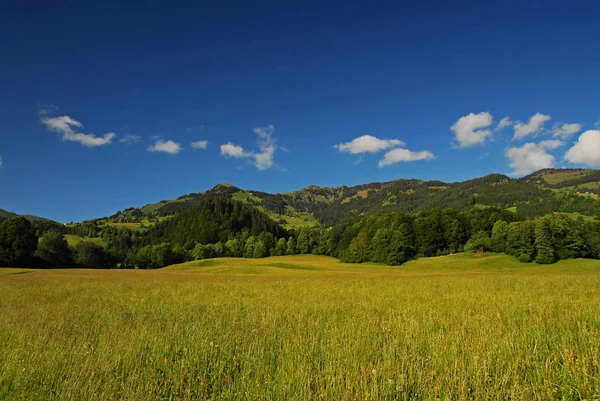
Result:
[1, 254, 600, 400]
[102, 221, 151, 231]
[63, 234, 107, 247]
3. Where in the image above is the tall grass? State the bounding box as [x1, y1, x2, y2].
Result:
[1, 254, 599, 400]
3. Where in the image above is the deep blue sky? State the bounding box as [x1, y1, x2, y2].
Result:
[1, 0, 600, 222]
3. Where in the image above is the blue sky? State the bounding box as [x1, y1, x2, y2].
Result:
[1, 0, 600, 222]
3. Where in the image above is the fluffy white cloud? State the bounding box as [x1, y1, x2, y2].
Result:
[220, 142, 248, 158]
[513, 113, 551, 140]
[334, 135, 404, 154]
[378, 148, 434, 167]
[564, 130, 600, 166]
[191, 140, 208, 150]
[147, 139, 182, 154]
[451, 112, 493, 147]
[495, 116, 512, 132]
[119, 135, 141, 144]
[42, 115, 115, 147]
[552, 123, 581, 138]
[220, 125, 282, 170]
[539, 139, 565, 150]
[506, 143, 554, 175]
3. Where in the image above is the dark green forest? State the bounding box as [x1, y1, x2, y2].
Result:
[2, 197, 600, 269]
[3, 168, 600, 269]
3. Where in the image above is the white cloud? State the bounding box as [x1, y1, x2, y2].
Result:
[495, 116, 512, 132]
[564, 130, 600, 166]
[539, 139, 565, 150]
[41, 115, 115, 147]
[513, 113, 551, 140]
[119, 135, 141, 144]
[251, 125, 279, 170]
[220, 125, 282, 171]
[191, 140, 208, 150]
[334, 135, 404, 154]
[0, 156, 2, 168]
[506, 143, 554, 175]
[147, 139, 182, 154]
[378, 148, 434, 167]
[552, 123, 581, 138]
[595, 121, 600, 129]
[451, 112, 494, 147]
[220, 142, 249, 158]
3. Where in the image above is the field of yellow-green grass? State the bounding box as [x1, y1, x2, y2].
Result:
[1, 254, 600, 400]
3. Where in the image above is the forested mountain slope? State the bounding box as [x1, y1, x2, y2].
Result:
[0, 208, 56, 224]
[142, 196, 288, 247]
[106, 169, 600, 229]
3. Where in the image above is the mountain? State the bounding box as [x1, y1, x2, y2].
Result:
[142, 196, 288, 247]
[0, 208, 56, 224]
[102, 168, 600, 231]
[522, 168, 600, 191]
[8, 168, 600, 269]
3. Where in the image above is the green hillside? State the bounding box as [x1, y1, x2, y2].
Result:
[99, 169, 600, 230]
[522, 168, 600, 191]
[0, 208, 54, 224]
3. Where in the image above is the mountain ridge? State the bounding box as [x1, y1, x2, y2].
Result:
[105, 169, 600, 230]
[4, 168, 600, 228]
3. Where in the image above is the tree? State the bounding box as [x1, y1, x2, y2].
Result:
[490, 220, 509, 253]
[244, 236, 257, 258]
[343, 231, 372, 263]
[464, 231, 491, 255]
[213, 242, 225, 258]
[286, 237, 297, 255]
[192, 243, 210, 260]
[274, 238, 287, 256]
[253, 239, 267, 258]
[225, 239, 243, 257]
[444, 218, 466, 254]
[386, 230, 408, 266]
[371, 228, 392, 263]
[506, 221, 535, 263]
[296, 229, 312, 254]
[74, 241, 109, 268]
[534, 219, 555, 264]
[413, 214, 444, 257]
[35, 231, 73, 267]
[0, 217, 38, 267]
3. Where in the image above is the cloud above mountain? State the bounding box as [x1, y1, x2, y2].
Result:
[565, 130, 600, 166]
[334, 135, 404, 154]
[41, 115, 116, 147]
[220, 125, 282, 170]
[451, 112, 494, 147]
[513, 113, 551, 140]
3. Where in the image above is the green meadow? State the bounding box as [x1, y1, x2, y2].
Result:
[1, 254, 600, 400]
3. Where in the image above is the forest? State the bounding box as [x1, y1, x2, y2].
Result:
[2, 195, 600, 269]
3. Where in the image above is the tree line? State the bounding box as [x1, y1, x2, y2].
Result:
[2, 197, 600, 269]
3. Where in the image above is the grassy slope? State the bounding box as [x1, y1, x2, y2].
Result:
[1, 254, 600, 400]
[525, 168, 600, 191]
[64, 234, 107, 247]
